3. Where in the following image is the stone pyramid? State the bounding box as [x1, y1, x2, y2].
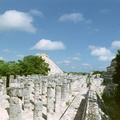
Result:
[36, 53, 63, 75]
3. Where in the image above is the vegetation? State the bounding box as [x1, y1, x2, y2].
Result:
[67, 71, 105, 76]
[17, 55, 50, 76]
[0, 55, 50, 78]
[102, 50, 120, 120]
[112, 50, 120, 105]
[66, 101, 70, 106]
[102, 94, 120, 120]
[93, 70, 105, 75]
[68, 72, 88, 75]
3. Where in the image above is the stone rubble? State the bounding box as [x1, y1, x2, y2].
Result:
[82, 75, 111, 120]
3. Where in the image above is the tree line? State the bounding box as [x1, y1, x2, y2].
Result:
[0, 55, 50, 78]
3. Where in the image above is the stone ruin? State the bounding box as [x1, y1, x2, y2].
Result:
[103, 58, 116, 84]
[36, 53, 63, 75]
[103, 58, 117, 97]
[0, 73, 111, 120]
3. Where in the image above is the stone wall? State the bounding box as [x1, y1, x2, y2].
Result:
[103, 58, 116, 84]
[103, 58, 118, 97]
[81, 75, 111, 120]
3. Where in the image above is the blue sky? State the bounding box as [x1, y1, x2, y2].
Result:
[0, 0, 120, 72]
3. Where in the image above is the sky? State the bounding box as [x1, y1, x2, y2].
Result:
[0, 0, 120, 73]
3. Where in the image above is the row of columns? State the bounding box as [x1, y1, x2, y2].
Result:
[0, 73, 86, 120]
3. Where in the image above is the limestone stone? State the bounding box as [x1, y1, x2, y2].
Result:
[34, 80, 40, 103]
[55, 81, 62, 112]
[61, 79, 68, 102]
[9, 97, 21, 120]
[33, 102, 43, 120]
[23, 82, 30, 111]
[2, 76, 7, 95]
[0, 84, 3, 107]
[36, 53, 63, 75]
[47, 83, 55, 120]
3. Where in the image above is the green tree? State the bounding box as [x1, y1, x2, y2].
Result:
[112, 50, 120, 105]
[0, 60, 19, 80]
[17, 55, 50, 75]
[113, 50, 120, 84]
[0, 60, 5, 77]
[93, 71, 105, 75]
[0, 55, 50, 77]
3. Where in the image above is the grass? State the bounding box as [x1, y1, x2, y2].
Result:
[72, 94, 75, 97]
[66, 101, 70, 106]
[102, 95, 120, 120]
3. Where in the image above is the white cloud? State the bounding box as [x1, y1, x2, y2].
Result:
[61, 60, 71, 64]
[57, 60, 71, 64]
[59, 13, 91, 23]
[100, 9, 110, 14]
[16, 54, 24, 58]
[111, 41, 120, 49]
[71, 66, 76, 69]
[56, 60, 71, 67]
[3, 49, 11, 53]
[0, 56, 3, 60]
[0, 10, 36, 33]
[72, 57, 80, 60]
[59, 13, 84, 22]
[88, 45, 97, 50]
[84, 27, 99, 33]
[74, 52, 81, 56]
[98, 55, 115, 61]
[99, 66, 106, 69]
[89, 46, 111, 56]
[89, 45, 115, 61]
[82, 63, 90, 66]
[3, 49, 18, 53]
[85, 19, 92, 24]
[30, 39, 66, 50]
[30, 9, 43, 17]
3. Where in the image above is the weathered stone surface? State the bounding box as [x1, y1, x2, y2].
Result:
[0, 73, 111, 120]
[33, 102, 43, 120]
[81, 76, 111, 120]
[36, 53, 63, 75]
[55, 81, 62, 112]
[9, 97, 21, 120]
[47, 83, 55, 120]
[23, 82, 30, 111]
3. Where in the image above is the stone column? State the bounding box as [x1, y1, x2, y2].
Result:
[61, 79, 68, 103]
[27, 77, 33, 100]
[42, 79, 47, 101]
[2, 76, 7, 95]
[47, 83, 55, 120]
[0, 83, 3, 108]
[23, 82, 30, 111]
[19, 77, 24, 88]
[38, 75, 43, 95]
[34, 80, 40, 103]
[9, 87, 22, 120]
[16, 76, 21, 88]
[9, 75, 14, 87]
[9, 97, 21, 120]
[33, 102, 43, 120]
[67, 79, 72, 99]
[55, 81, 61, 113]
[42, 79, 47, 95]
